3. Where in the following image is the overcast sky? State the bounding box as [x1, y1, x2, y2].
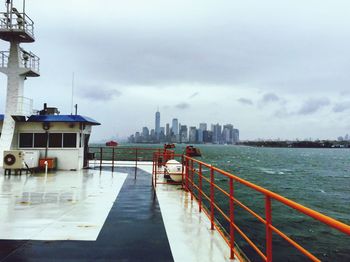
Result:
[0, 0, 350, 141]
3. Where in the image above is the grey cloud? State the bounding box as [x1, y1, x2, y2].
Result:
[262, 93, 280, 103]
[79, 86, 122, 101]
[175, 102, 190, 110]
[298, 98, 330, 115]
[34, 0, 350, 96]
[258, 93, 283, 108]
[189, 92, 199, 99]
[237, 98, 253, 105]
[333, 101, 350, 113]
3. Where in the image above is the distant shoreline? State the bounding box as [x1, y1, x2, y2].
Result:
[90, 141, 350, 148]
[238, 141, 350, 148]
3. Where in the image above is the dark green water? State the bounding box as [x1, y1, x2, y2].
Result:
[92, 144, 350, 261]
[198, 145, 350, 261]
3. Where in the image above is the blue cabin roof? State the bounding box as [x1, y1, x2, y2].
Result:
[0, 114, 100, 125]
[27, 115, 100, 125]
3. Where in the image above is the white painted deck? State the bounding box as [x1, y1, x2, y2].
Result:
[139, 162, 238, 262]
[0, 169, 127, 240]
[0, 161, 238, 262]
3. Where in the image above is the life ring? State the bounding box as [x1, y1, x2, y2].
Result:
[4, 154, 16, 166]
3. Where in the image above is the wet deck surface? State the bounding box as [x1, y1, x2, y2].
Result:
[0, 167, 173, 262]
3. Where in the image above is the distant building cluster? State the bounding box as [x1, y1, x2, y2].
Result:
[337, 134, 350, 142]
[128, 110, 239, 144]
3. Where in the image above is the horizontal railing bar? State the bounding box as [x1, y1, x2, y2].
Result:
[232, 222, 267, 261]
[184, 156, 350, 235]
[270, 224, 320, 261]
[213, 182, 230, 198]
[234, 198, 266, 225]
[212, 200, 230, 223]
[189, 174, 265, 261]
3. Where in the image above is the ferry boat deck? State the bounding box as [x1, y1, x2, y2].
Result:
[0, 161, 236, 261]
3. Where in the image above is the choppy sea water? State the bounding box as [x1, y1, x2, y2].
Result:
[99, 144, 350, 261]
[197, 145, 350, 261]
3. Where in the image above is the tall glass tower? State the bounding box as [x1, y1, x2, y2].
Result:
[172, 118, 179, 135]
[155, 110, 160, 139]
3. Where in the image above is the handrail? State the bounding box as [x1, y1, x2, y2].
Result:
[208, 163, 350, 236]
[88, 146, 174, 177]
[152, 151, 350, 261]
[184, 155, 350, 235]
[0, 11, 34, 37]
[0, 49, 40, 72]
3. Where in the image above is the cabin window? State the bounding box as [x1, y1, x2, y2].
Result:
[34, 133, 48, 148]
[63, 133, 77, 148]
[49, 133, 62, 148]
[19, 132, 77, 148]
[19, 133, 33, 147]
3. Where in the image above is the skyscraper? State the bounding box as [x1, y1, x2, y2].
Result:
[172, 118, 179, 135]
[212, 123, 222, 144]
[233, 129, 240, 144]
[198, 123, 207, 143]
[179, 125, 188, 143]
[155, 110, 160, 139]
[189, 127, 197, 143]
[223, 124, 234, 144]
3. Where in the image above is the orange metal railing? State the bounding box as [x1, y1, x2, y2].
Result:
[152, 152, 350, 261]
[89, 146, 175, 179]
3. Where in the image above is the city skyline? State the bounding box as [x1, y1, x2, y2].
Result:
[1, 1, 349, 142]
[129, 110, 239, 144]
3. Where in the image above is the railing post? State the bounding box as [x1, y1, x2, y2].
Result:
[265, 196, 273, 262]
[99, 147, 103, 171]
[134, 148, 138, 179]
[190, 159, 194, 201]
[181, 155, 184, 190]
[111, 147, 115, 173]
[152, 153, 155, 188]
[229, 177, 235, 259]
[199, 163, 202, 212]
[210, 165, 214, 230]
[185, 157, 189, 191]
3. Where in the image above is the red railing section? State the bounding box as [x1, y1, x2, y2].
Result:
[89, 147, 174, 178]
[89, 147, 350, 261]
[152, 152, 350, 262]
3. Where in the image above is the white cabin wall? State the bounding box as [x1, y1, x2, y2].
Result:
[10, 122, 93, 170]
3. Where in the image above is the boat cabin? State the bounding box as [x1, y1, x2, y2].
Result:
[0, 104, 100, 170]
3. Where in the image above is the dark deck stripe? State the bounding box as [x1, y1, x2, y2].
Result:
[0, 167, 174, 262]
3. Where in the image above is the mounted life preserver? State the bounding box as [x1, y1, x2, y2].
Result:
[4, 154, 16, 166]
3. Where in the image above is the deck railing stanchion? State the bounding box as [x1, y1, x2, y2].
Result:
[190, 159, 194, 201]
[155, 154, 157, 187]
[134, 148, 138, 179]
[266, 196, 273, 262]
[99, 147, 103, 171]
[229, 177, 235, 259]
[152, 153, 155, 188]
[210, 165, 214, 230]
[181, 155, 184, 190]
[199, 163, 202, 212]
[185, 157, 189, 190]
[112, 147, 115, 172]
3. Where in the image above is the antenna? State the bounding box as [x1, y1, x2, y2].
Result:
[71, 72, 74, 115]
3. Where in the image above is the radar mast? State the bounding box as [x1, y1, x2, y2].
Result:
[0, 0, 40, 166]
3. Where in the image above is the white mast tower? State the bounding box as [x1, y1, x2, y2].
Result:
[0, 0, 39, 166]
